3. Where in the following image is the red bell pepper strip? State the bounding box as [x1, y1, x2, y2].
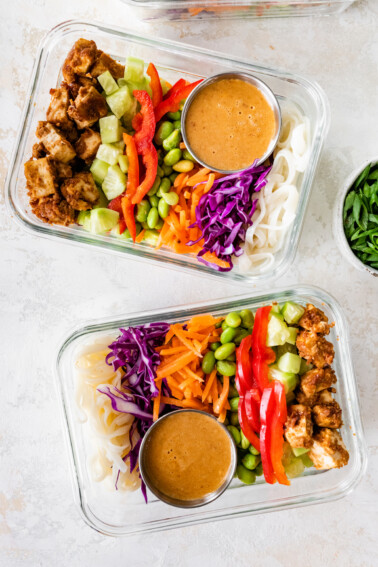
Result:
[132, 112, 143, 132]
[132, 90, 156, 153]
[147, 62, 163, 108]
[235, 335, 254, 393]
[121, 196, 136, 242]
[259, 386, 276, 484]
[244, 389, 261, 433]
[131, 143, 158, 204]
[122, 133, 140, 241]
[108, 194, 122, 214]
[270, 381, 290, 486]
[163, 78, 186, 100]
[238, 397, 261, 453]
[154, 79, 203, 123]
[251, 306, 276, 391]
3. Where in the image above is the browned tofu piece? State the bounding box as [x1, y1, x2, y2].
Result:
[30, 195, 76, 226]
[299, 303, 333, 335]
[67, 76, 99, 100]
[313, 400, 343, 429]
[285, 404, 313, 449]
[300, 368, 337, 398]
[296, 330, 334, 368]
[46, 85, 72, 128]
[62, 38, 97, 83]
[61, 171, 99, 211]
[32, 142, 46, 159]
[36, 121, 76, 163]
[68, 86, 108, 129]
[296, 387, 335, 407]
[75, 128, 101, 162]
[91, 51, 125, 79]
[24, 157, 58, 199]
[54, 161, 73, 181]
[309, 429, 349, 470]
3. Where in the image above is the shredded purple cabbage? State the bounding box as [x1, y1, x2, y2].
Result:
[98, 322, 170, 501]
[188, 161, 272, 271]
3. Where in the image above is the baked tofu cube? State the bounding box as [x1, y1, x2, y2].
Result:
[24, 157, 57, 199]
[300, 368, 337, 399]
[36, 121, 76, 163]
[61, 171, 99, 211]
[312, 400, 343, 429]
[68, 86, 108, 129]
[285, 404, 313, 449]
[296, 330, 334, 368]
[62, 38, 97, 83]
[299, 303, 333, 335]
[309, 429, 349, 469]
[46, 85, 71, 128]
[75, 128, 101, 162]
[31, 196, 76, 226]
[91, 51, 125, 79]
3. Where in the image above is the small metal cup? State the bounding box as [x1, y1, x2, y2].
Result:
[181, 72, 281, 174]
[139, 409, 237, 508]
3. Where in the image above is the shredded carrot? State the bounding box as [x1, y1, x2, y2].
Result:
[153, 380, 162, 422]
[201, 369, 217, 403]
[214, 376, 229, 415]
[135, 229, 145, 243]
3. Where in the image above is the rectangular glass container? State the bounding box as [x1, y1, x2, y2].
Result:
[5, 20, 329, 285]
[122, 0, 355, 21]
[55, 285, 367, 536]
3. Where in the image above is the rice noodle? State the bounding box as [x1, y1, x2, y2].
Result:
[235, 102, 311, 274]
[75, 335, 140, 492]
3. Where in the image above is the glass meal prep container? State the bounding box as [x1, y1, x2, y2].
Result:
[122, 0, 355, 21]
[56, 285, 366, 537]
[5, 20, 329, 285]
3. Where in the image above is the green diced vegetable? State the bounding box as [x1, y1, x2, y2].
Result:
[102, 165, 127, 200]
[96, 143, 122, 166]
[124, 56, 144, 82]
[282, 301, 305, 324]
[107, 86, 134, 119]
[266, 314, 290, 346]
[90, 158, 110, 184]
[97, 70, 119, 95]
[301, 454, 314, 468]
[78, 208, 119, 234]
[118, 154, 129, 173]
[93, 187, 109, 209]
[277, 352, 302, 374]
[99, 115, 122, 144]
[286, 326, 299, 345]
[285, 457, 305, 479]
[269, 365, 298, 394]
[292, 447, 309, 457]
[299, 358, 313, 375]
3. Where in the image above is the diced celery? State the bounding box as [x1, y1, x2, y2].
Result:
[299, 358, 313, 375]
[113, 140, 125, 151]
[282, 302, 305, 325]
[266, 314, 290, 347]
[118, 154, 129, 173]
[301, 454, 314, 468]
[77, 210, 91, 231]
[123, 97, 138, 125]
[277, 352, 302, 374]
[285, 457, 305, 479]
[94, 187, 109, 209]
[110, 223, 129, 239]
[127, 77, 152, 98]
[270, 304, 282, 315]
[97, 70, 118, 95]
[99, 115, 122, 144]
[292, 447, 309, 457]
[79, 208, 119, 234]
[286, 327, 299, 345]
[124, 56, 144, 82]
[275, 343, 297, 358]
[102, 165, 127, 200]
[90, 158, 110, 184]
[107, 86, 134, 119]
[269, 365, 298, 394]
[96, 143, 122, 166]
[117, 78, 127, 88]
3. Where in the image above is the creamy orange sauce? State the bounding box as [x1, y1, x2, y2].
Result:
[185, 78, 276, 171]
[143, 412, 232, 501]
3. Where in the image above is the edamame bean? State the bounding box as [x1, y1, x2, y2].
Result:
[236, 464, 256, 485]
[164, 148, 182, 166]
[162, 191, 179, 206]
[230, 412, 239, 426]
[220, 327, 237, 344]
[169, 172, 178, 183]
[229, 396, 239, 412]
[216, 361, 236, 376]
[123, 229, 131, 239]
[155, 218, 164, 230]
[242, 453, 260, 470]
[158, 198, 170, 219]
[215, 320, 223, 329]
[154, 121, 174, 145]
[210, 341, 221, 352]
[182, 149, 195, 162]
[159, 177, 172, 193]
[239, 430, 250, 450]
[228, 383, 239, 398]
[135, 200, 151, 223]
[162, 164, 173, 176]
[162, 129, 181, 152]
[214, 343, 236, 360]
[202, 351, 216, 374]
[226, 353, 236, 362]
[173, 119, 181, 130]
[143, 229, 159, 246]
[234, 329, 250, 345]
[147, 207, 159, 229]
[149, 195, 159, 208]
[167, 111, 181, 121]
[173, 160, 194, 173]
[249, 445, 260, 456]
[157, 165, 164, 178]
[225, 312, 242, 328]
[157, 150, 163, 165]
[227, 425, 241, 445]
[221, 320, 229, 331]
[141, 221, 149, 230]
[147, 175, 161, 197]
[254, 463, 263, 477]
[240, 309, 254, 329]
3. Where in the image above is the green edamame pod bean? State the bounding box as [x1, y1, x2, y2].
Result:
[135, 200, 151, 223]
[155, 218, 164, 230]
[147, 175, 161, 196]
[221, 320, 229, 331]
[236, 464, 256, 485]
[147, 207, 159, 229]
[228, 383, 239, 398]
[157, 150, 163, 165]
[172, 160, 194, 173]
[214, 343, 235, 360]
[154, 121, 174, 145]
[149, 195, 159, 208]
[234, 329, 250, 345]
[220, 327, 237, 344]
[162, 191, 179, 206]
[230, 412, 239, 426]
[225, 311, 242, 328]
[143, 229, 159, 246]
[201, 351, 216, 374]
[240, 309, 254, 329]
[169, 172, 178, 184]
[158, 198, 170, 219]
[167, 111, 181, 121]
[162, 129, 181, 152]
[159, 177, 171, 193]
[141, 221, 149, 230]
[216, 361, 236, 376]
[164, 148, 182, 166]
[215, 320, 223, 329]
[227, 425, 241, 446]
[162, 164, 173, 176]
[157, 165, 164, 178]
[123, 229, 131, 239]
[229, 396, 239, 412]
[239, 430, 250, 450]
[210, 341, 221, 352]
[242, 453, 260, 470]
[182, 149, 195, 162]
[249, 445, 260, 456]
[173, 120, 181, 130]
[254, 463, 263, 477]
[226, 353, 236, 362]
[135, 222, 141, 235]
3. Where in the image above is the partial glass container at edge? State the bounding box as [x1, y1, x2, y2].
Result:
[56, 285, 366, 537]
[5, 20, 329, 285]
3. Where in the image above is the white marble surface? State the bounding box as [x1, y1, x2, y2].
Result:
[1, 0, 377, 565]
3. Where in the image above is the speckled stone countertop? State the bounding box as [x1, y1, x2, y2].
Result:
[1, 1, 377, 565]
